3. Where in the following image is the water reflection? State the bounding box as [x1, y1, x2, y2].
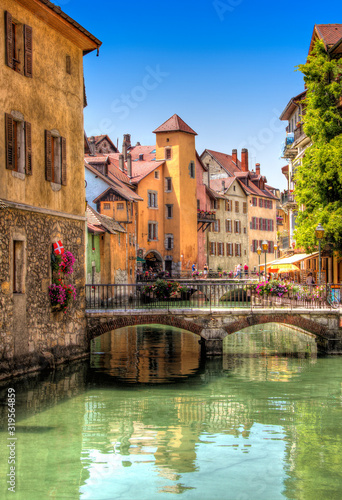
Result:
[0, 324, 341, 500]
[90, 325, 202, 383]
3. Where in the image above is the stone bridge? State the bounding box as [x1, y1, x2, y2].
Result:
[86, 308, 342, 355]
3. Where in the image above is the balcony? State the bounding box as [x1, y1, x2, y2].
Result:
[197, 210, 215, 232]
[276, 216, 284, 226]
[197, 211, 216, 222]
[294, 123, 306, 143]
[281, 190, 296, 207]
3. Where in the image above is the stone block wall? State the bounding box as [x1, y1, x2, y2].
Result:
[0, 206, 87, 379]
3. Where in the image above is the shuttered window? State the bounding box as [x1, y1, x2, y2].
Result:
[243, 202, 247, 214]
[225, 219, 232, 233]
[225, 200, 232, 211]
[5, 113, 32, 175]
[5, 11, 33, 77]
[226, 243, 233, 256]
[235, 201, 239, 213]
[45, 130, 66, 185]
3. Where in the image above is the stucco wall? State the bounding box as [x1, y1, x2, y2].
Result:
[0, 0, 85, 216]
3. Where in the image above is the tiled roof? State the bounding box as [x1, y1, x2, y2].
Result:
[87, 222, 105, 234]
[131, 161, 165, 184]
[85, 163, 142, 201]
[238, 180, 278, 200]
[205, 186, 226, 200]
[205, 150, 242, 176]
[129, 145, 156, 161]
[315, 24, 342, 49]
[209, 177, 235, 192]
[86, 205, 125, 234]
[86, 156, 108, 163]
[153, 114, 197, 135]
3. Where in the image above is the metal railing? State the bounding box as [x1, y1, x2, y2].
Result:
[85, 282, 341, 311]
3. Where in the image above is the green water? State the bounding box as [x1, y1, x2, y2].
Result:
[0, 324, 342, 500]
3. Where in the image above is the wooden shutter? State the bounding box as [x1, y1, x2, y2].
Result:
[24, 121, 32, 175]
[61, 137, 67, 185]
[217, 220, 220, 232]
[5, 12, 13, 69]
[45, 130, 52, 181]
[5, 113, 15, 170]
[24, 25, 33, 77]
[243, 202, 247, 214]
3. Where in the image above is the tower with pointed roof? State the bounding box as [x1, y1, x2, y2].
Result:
[153, 114, 198, 272]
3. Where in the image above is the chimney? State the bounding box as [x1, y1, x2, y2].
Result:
[232, 149, 237, 165]
[127, 153, 132, 178]
[241, 148, 249, 172]
[255, 163, 260, 175]
[122, 133, 131, 160]
[88, 136, 96, 156]
[119, 154, 124, 171]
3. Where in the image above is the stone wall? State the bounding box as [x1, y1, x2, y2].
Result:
[0, 206, 87, 379]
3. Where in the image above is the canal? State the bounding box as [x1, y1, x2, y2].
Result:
[1, 323, 342, 499]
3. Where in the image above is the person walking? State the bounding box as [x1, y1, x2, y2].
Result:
[306, 272, 315, 285]
[203, 263, 208, 278]
[244, 264, 248, 277]
[237, 263, 242, 279]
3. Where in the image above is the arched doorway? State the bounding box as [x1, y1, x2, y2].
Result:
[144, 251, 163, 276]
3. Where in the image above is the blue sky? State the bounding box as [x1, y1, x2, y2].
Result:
[58, 0, 342, 189]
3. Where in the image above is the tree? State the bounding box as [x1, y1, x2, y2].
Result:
[294, 40, 342, 252]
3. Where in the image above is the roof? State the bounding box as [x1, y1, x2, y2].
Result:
[30, 0, 102, 54]
[209, 177, 235, 192]
[153, 114, 197, 135]
[309, 24, 342, 53]
[131, 161, 165, 184]
[203, 150, 241, 176]
[85, 162, 142, 202]
[92, 135, 119, 152]
[279, 90, 307, 121]
[237, 178, 278, 200]
[205, 185, 225, 200]
[86, 205, 125, 234]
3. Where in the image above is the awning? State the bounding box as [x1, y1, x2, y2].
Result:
[137, 256, 146, 262]
[260, 252, 318, 270]
[267, 263, 300, 273]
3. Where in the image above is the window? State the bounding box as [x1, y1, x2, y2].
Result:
[213, 220, 220, 232]
[225, 200, 232, 211]
[148, 191, 158, 208]
[269, 200, 273, 209]
[211, 200, 219, 210]
[148, 222, 158, 241]
[226, 243, 233, 256]
[235, 243, 241, 257]
[165, 147, 172, 160]
[243, 227, 247, 234]
[13, 239, 25, 293]
[103, 203, 110, 210]
[252, 197, 257, 206]
[259, 198, 263, 208]
[45, 131, 66, 185]
[5, 11, 32, 77]
[243, 202, 247, 214]
[66, 55, 71, 74]
[235, 201, 239, 213]
[154, 171, 159, 179]
[165, 177, 172, 192]
[5, 113, 32, 175]
[225, 219, 232, 233]
[218, 242, 224, 256]
[210, 242, 216, 255]
[117, 203, 124, 210]
[189, 161, 195, 178]
[234, 220, 241, 234]
[197, 199, 200, 210]
[166, 204, 173, 219]
[165, 234, 174, 250]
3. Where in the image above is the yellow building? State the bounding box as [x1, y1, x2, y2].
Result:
[0, 0, 101, 376]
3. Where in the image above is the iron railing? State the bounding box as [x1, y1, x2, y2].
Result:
[85, 282, 341, 311]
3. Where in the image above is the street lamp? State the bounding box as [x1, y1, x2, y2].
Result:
[315, 223, 325, 284]
[262, 240, 268, 280]
[274, 242, 278, 259]
[257, 246, 262, 281]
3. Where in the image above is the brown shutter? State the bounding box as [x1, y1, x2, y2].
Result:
[45, 130, 52, 181]
[61, 137, 67, 185]
[24, 25, 33, 77]
[5, 113, 15, 170]
[25, 121, 32, 175]
[5, 12, 13, 69]
[218, 220, 220, 232]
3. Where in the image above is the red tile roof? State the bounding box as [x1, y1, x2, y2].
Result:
[204, 150, 242, 176]
[314, 24, 342, 49]
[86, 205, 125, 234]
[131, 161, 165, 184]
[209, 177, 235, 192]
[153, 114, 197, 135]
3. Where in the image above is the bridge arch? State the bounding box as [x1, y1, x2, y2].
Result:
[222, 313, 331, 341]
[87, 314, 203, 342]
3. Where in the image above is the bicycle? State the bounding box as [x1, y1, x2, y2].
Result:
[326, 284, 341, 308]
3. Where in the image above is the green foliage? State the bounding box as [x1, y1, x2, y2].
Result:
[294, 40, 342, 252]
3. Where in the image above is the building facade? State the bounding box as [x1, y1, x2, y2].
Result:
[0, 0, 100, 377]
